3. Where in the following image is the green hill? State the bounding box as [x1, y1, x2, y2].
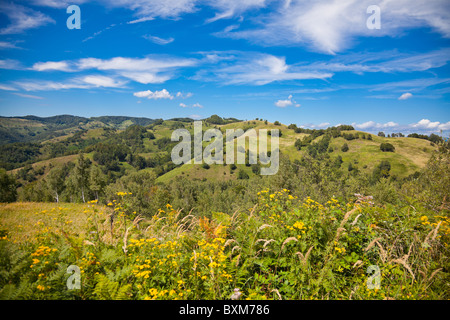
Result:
[1, 114, 447, 210]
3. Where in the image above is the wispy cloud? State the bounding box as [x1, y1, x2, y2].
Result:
[106, 0, 198, 19]
[180, 102, 203, 108]
[0, 59, 22, 70]
[30, 0, 87, 8]
[14, 75, 126, 91]
[196, 52, 333, 85]
[217, 0, 450, 54]
[0, 84, 18, 91]
[32, 61, 73, 72]
[81, 75, 126, 88]
[127, 16, 154, 24]
[0, 41, 21, 50]
[12, 93, 44, 99]
[205, 0, 267, 23]
[0, 2, 54, 35]
[82, 24, 117, 43]
[143, 34, 174, 45]
[77, 56, 196, 84]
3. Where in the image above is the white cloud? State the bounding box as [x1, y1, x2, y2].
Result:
[105, 0, 198, 19]
[0, 84, 18, 91]
[351, 119, 450, 134]
[398, 92, 413, 100]
[275, 99, 293, 107]
[77, 56, 196, 72]
[354, 121, 399, 130]
[133, 89, 174, 99]
[412, 119, 441, 129]
[143, 34, 174, 45]
[205, 0, 267, 23]
[176, 92, 193, 98]
[32, 61, 72, 72]
[218, 0, 450, 54]
[0, 41, 21, 50]
[189, 114, 202, 119]
[0, 59, 22, 70]
[0, 2, 54, 35]
[303, 122, 331, 129]
[76, 56, 196, 84]
[14, 81, 90, 91]
[81, 75, 126, 88]
[304, 48, 450, 74]
[197, 52, 332, 85]
[180, 102, 203, 108]
[275, 94, 300, 107]
[14, 75, 125, 91]
[12, 92, 44, 99]
[369, 77, 450, 93]
[119, 72, 170, 84]
[30, 0, 86, 8]
[127, 16, 155, 24]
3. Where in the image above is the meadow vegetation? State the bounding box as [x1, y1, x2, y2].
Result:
[0, 116, 449, 300]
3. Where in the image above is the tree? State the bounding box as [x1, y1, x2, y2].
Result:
[372, 160, 391, 182]
[89, 165, 107, 200]
[73, 153, 91, 203]
[380, 143, 395, 152]
[274, 121, 281, 126]
[378, 132, 385, 137]
[0, 168, 17, 203]
[341, 143, 349, 152]
[46, 167, 66, 203]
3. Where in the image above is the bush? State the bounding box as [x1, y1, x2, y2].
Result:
[380, 143, 395, 152]
[237, 169, 249, 179]
[341, 143, 349, 152]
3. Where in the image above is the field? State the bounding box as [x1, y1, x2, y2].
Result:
[1, 191, 449, 300]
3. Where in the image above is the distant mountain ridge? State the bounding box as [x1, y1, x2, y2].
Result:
[0, 115, 157, 145]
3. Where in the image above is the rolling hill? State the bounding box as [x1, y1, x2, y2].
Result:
[1, 115, 440, 188]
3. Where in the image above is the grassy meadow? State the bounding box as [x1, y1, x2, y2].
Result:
[1, 189, 449, 300]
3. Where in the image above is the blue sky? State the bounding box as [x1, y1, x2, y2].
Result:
[0, 0, 449, 135]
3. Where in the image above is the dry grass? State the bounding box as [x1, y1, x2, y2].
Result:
[0, 202, 94, 244]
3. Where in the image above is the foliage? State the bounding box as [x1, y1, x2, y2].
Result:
[0, 189, 448, 300]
